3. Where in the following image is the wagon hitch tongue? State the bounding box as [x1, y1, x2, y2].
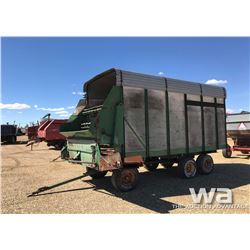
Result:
[27, 172, 91, 197]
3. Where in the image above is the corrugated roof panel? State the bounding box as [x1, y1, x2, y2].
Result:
[84, 68, 226, 98]
[227, 113, 250, 123]
[201, 84, 226, 98]
[167, 78, 201, 95]
[119, 70, 166, 90]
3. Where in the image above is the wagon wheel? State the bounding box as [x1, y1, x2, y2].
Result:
[178, 157, 197, 178]
[196, 154, 214, 174]
[111, 168, 139, 191]
[222, 146, 232, 158]
[144, 163, 158, 171]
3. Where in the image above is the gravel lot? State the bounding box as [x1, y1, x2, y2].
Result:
[1, 136, 249, 214]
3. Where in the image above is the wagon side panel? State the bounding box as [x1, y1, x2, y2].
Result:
[168, 92, 186, 154]
[123, 86, 146, 157]
[148, 89, 167, 156]
[187, 104, 202, 153]
[204, 106, 216, 151]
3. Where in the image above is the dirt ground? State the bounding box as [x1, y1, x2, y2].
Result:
[1, 136, 249, 214]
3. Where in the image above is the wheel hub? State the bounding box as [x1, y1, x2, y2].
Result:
[184, 161, 196, 177]
[121, 171, 134, 186]
[204, 159, 212, 170]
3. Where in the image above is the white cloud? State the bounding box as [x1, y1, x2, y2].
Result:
[0, 103, 31, 110]
[55, 110, 69, 114]
[35, 105, 65, 112]
[67, 106, 75, 109]
[34, 104, 38, 108]
[205, 79, 228, 85]
[17, 111, 23, 114]
[158, 72, 164, 75]
[58, 114, 70, 117]
[72, 91, 84, 95]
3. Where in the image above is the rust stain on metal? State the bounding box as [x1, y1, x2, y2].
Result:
[124, 155, 144, 165]
[99, 148, 121, 171]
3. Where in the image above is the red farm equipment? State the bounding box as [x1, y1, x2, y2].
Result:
[37, 117, 67, 150]
[26, 114, 67, 150]
[222, 112, 250, 158]
[26, 125, 39, 140]
[26, 116, 49, 141]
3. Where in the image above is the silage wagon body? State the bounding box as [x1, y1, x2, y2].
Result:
[60, 69, 227, 191]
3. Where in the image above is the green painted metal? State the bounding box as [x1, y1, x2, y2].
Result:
[60, 86, 123, 168]
[218, 144, 227, 149]
[126, 145, 219, 158]
[60, 107, 99, 139]
[149, 149, 170, 157]
[96, 86, 123, 145]
[113, 103, 124, 153]
[66, 139, 100, 165]
[205, 146, 217, 151]
[28, 172, 92, 197]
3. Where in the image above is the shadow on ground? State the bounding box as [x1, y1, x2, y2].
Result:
[1, 140, 28, 145]
[34, 163, 250, 213]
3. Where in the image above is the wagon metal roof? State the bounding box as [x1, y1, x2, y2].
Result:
[84, 68, 226, 98]
[227, 112, 250, 122]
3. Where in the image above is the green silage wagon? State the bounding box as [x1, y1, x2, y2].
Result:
[60, 69, 227, 191]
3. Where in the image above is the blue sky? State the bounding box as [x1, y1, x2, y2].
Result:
[1, 37, 249, 126]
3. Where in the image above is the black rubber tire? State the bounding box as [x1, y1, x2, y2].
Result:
[162, 162, 174, 169]
[241, 151, 249, 154]
[54, 144, 61, 150]
[196, 154, 214, 174]
[54, 141, 65, 150]
[87, 168, 107, 179]
[222, 148, 232, 158]
[144, 163, 158, 171]
[178, 157, 197, 178]
[111, 168, 139, 192]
